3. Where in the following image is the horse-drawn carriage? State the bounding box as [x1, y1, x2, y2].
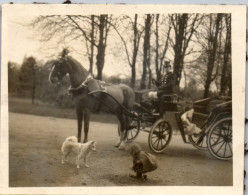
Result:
[49, 49, 232, 161]
[123, 92, 232, 160]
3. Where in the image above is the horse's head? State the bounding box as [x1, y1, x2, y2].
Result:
[49, 57, 69, 84]
[49, 48, 90, 88]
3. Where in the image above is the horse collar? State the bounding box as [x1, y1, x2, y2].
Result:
[68, 74, 93, 92]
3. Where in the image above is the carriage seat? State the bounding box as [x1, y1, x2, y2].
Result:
[193, 96, 231, 115]
[159, 94, 179, 112]
[160, 94, 179, 103]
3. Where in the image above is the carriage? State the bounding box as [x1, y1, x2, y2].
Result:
[120, 93, 232, 161]
[49, 49, 232, 161]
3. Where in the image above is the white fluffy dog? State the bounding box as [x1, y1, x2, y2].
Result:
[61, 136, 96, 169]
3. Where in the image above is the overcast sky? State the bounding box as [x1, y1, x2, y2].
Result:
[4, 13, 133, 77]
[2, 4, 246, 79]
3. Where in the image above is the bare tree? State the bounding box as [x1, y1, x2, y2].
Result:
[154, 15, 171, 81]
[203, 14, 223, 98]
[170, 14, 203, 87]
[89, 15, 95, 74]
[95, 15, 111, 80]
[110, 14, 144, 88]
[140, 14, 152, 89]
[220, 15, 231, 96]
[31, 14, 111, 80]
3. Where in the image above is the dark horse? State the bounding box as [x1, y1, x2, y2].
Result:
[49, 49, 135, 149]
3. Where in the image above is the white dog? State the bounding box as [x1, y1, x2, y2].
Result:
[61, 136, 96, 169]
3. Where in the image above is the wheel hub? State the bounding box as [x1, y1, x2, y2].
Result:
[223, 135, 232, 142]
[154, 131, 166, 139]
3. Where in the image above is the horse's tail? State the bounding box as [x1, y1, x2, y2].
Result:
[65, 136, 77, 143]
[119, 84, 135, 110]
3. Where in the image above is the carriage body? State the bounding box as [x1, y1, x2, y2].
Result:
[127, 91, 232, 161]
[189, 98, 232, 160]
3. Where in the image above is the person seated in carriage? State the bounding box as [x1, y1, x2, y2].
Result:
[151, 60, 177, 99]
[142, 61, 177, 113]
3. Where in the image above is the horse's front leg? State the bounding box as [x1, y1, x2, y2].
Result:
[76, 107, 83, 143]
[83, 109, 90, 143]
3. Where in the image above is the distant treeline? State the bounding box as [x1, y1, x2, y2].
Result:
[8, 55, 221, 109]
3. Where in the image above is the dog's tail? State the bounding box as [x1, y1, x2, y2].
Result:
[65, 136, 78, 143]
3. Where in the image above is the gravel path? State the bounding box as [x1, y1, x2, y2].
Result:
[9, 112, 232, 187]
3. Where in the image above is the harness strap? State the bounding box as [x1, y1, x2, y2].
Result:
[68, 74, 93, 92]
[94, 80, 108, 112]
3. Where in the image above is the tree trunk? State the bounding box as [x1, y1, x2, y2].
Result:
[155, 14, 160, 81]
[148, 36, 152, 89]
[220, 15, 231, 96]
[227, 70, 232, 96]
[204, 14, 222, 98]
[89, 15, 95, 74]
[173, 14, 188, 87]
[140, 14, 151, 89]
[96, 15, 107, 80]
[159, 25, 171, 79]
[131, 14, 138, 88]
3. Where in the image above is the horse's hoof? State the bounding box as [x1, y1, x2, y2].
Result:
[118, 142, 126, 150]
[115, 141, 121, 147]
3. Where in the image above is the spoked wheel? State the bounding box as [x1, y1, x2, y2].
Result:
[207, 117, 232, 160]
[148, 118, 172, 153]
[118, 120, 140, 142]
[189, 133, 208, 151]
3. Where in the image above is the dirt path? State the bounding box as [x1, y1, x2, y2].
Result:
[9, 112, 232, 187]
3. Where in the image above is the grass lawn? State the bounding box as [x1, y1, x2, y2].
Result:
[8, 97, 118, 124]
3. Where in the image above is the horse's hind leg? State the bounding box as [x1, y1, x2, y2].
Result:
[76, 107, 83, 143]
[115, 112, 124, 148]
[83, 108, 90, 143]
[119, 114, 128, 150]
[116, 112, 126, 150]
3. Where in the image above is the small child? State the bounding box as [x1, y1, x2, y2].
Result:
[127, 143, 158, 181]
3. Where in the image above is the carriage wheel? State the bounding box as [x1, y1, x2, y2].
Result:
[148, 118, 172, 153]
[188, 134, 208, 151]
[207, 117, 232, 160]
[118, 120, 140, 142]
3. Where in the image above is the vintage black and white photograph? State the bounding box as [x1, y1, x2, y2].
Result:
[0, 4, 246, 194]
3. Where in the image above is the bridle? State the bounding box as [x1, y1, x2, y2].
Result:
[49, 57, 94, 92]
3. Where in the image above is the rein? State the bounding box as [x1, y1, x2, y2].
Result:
[88, 90, 141, 120]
